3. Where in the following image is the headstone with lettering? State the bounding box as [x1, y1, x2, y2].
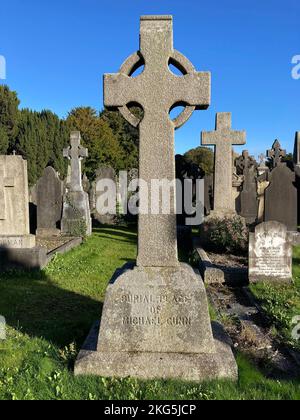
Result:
[0, 155, 35, 248]
[36, 167, 63, 237]
[249, 222, 293, 283]
[264, 163, 297, 232]
[202, 113, 246, 217]
[75, 15, 237, 382]
[61, 132, 92, 236]
[91, 166, 117, 225]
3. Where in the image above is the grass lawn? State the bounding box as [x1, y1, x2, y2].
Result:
[0, 226, 300, 400]
[250, 247, 300, 354]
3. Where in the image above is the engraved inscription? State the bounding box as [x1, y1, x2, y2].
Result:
[118, 293, 193, 327]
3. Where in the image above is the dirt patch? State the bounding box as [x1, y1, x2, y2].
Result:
[36, 236, 74, 253]
[207, 251, 248, 269]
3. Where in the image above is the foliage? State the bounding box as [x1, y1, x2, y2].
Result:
[203, 216, 249, 254]
[184, 146, 214, 175]
[0, 85, 19, 153]
[0, 86, 140, 186]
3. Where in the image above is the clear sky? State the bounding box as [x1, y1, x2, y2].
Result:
[0, 0, 299, 158]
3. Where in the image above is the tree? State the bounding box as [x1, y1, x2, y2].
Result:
[66, 107, 124, 178]
[101, 108, 140, 170]
[0, 85, 20, 153]
[184, 146, 214, 175]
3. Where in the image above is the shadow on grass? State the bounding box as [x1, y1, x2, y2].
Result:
[0, 268, 101, 349]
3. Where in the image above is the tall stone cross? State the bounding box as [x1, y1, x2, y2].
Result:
[63, 131, 88, 192]
[267, 139, 286, 168]
[0, 166, 15, 220]
[202, 113, 246, 215]
[104, 16, 211, 267]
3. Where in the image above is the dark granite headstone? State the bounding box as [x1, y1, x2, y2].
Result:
[92, 166, 117, 225]
[235, 151, 258, 224]
[36, 167, 63, 237]
[264, 164, 297, 231]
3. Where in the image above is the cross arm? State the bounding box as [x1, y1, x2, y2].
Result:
[171, 72, 211, 110]
[103, 73, 141, 108]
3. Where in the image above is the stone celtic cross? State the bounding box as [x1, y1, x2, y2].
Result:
[236, 150, 256, 175]
[104, 16, 211, 267]
[0, 166, 15, 220]
[267, 139, 286, 168]
[63, 131, 88, 192]
[202, 113, 246, 215]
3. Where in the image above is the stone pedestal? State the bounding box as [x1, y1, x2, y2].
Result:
[75, 264, 237, 381]
[0, 234, 36, 249]
[61, 191, 92, 236]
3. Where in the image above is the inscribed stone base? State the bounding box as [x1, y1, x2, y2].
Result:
[0, 234, 36, 249]
[75, 263, 238, 381]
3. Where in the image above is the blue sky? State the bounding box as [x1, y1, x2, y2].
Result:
[0, 0, 299, 158]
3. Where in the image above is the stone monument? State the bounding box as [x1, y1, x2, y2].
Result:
[202, 113, 246, 217]
[91, 166, 117, 225]
[75, 15, 237, 382]
[36, 167, 63, 237]
[0, 155, 47, 269]
[61, 132, 92, 236]
[249, 221, 293, 283]
[236, 150, 258, 224]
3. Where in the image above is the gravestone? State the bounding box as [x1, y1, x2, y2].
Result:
[0, 155, 35, 248]
[0, 155, 47, 269]
[202, 113, 246, 217]
[91, 166, 117, 225]
[293, 132, 300, 227]
[249, 222, 293, 283]
[36, 167, 63, 237]
[61, 132, 92, 236]
[75, 15, 237, 382]
[267, 139, 286, 169]
[235, 151, 258, 224]
[264, 163, 297, 232]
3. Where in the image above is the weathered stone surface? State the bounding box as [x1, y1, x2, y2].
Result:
[202, 113, 246, 217]
[75, 264, 237, 381]
[264, 164, 297, 232]
[75, 320, 238, 381]
[0, 155, 35, 248]
[249, 221, 293, 283]
[98, 264, 215, 354]
[0, 246, 47, 270]
[61, 132, 92, 236]
[267, 140, 286, 169]
[236, 151, 258, 224]
[293, 132, 300, 167]
[36, 167, 63, 237]
[104, 15, 210, 267]
[91, 166, 117, 225]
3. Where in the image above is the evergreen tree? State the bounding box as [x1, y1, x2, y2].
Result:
[184, 146, 214, 175]
[0, 85, 20, 153]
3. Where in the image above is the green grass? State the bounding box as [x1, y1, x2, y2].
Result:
[0, 226, 300, 400]
[250, 247, 300, 353]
